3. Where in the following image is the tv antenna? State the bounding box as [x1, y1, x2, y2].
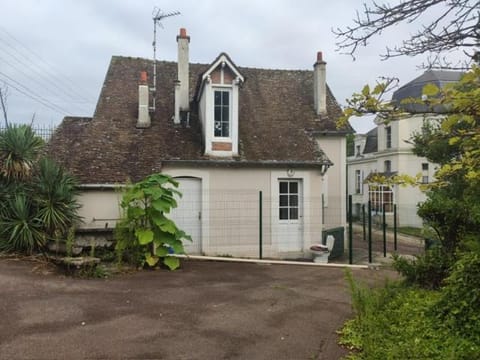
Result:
[150, 7, 180, 112]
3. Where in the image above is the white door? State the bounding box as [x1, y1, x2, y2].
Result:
[277, 179, 303, 252]
[170, 177, 202, 254]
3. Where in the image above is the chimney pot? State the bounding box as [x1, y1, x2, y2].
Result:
[317, 51, 323, 62]
[139, 71, 148, 84]
[179, 28, 187, 38]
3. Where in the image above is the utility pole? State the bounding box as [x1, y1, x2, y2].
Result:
[150, 7, 180, 113]
[0, 85, 8, 127]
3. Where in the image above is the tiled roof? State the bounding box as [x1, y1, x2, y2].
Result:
[48, 56, 349, 184]
[363, 127, 378, 154]
[392, 70, 463, 113]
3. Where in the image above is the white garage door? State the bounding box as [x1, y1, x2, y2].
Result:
[170, 177, 202, 255]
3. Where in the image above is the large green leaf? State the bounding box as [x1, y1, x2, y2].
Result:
[143, 187, 164, 200]
[135, 229, 154, 245]
[163, 256, 180, 270]
[159, 218, 177, 234]
[170, 240, 185, 254]
[151, 198, 171, 213]
[145, 254, 159, 267]
[155, 245, 169, 257]
[127, 206, 145, 219]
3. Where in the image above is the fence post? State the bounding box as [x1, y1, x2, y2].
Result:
[394, 204, 398, 251]
[362, 204, 366, 242]
[348, 195, 353, 264]
[321, 194, 325, 225]
[382, 203, 387, 257]
[368, 200, 372, 263]
[259, 190, 263, 260]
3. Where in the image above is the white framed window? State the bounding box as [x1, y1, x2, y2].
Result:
[422, 163, 429, 183]
[384, 160, 391, 173]
[279, 180, 299, 220]
[385, 126, 392, 149]
[214, 89, 231, 138]
[355, 170, 362, 194]
[369, 185, 394, 213]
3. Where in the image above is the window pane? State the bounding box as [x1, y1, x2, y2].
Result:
[289, 182, 298, 194]
[223, 122, 229, 137]
[222, 91, 229, 105]
[214, 91, 221, 104]
[279, 208, 288, 220]
[280, 195, 288, 206]
[222, 106, 229, 122]
[279, 182, 288, 194]
[290, 208, 298, 220]
[214, 107, 221, 121]
[290, 195, 298, 207]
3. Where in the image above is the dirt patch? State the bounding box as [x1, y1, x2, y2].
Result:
[0, 257, 396, 360]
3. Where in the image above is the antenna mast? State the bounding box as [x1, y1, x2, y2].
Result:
[151, 7, 180, 113]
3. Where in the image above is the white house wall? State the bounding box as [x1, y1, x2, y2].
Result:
[77, 190, 123, 229]
[316, 136, 347, 228]
[76, 167, 325, 259]
[348, 114, 440, 227]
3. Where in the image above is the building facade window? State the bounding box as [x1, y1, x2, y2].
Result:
[369, 185, 394, 213]
[355, 170, 362, 194]
[279, 180, 299, 220]
[385, 126, 392, 149]
[384, 160, 391, 173]
[422, 163, 429, 183]
[214, 90, 230, 137]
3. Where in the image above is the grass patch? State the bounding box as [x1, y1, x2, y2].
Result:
[396, 226, 423, 237]
[339, 270, 479, 359]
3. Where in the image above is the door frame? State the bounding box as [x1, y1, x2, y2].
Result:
[270, 170, 312, 253]
[165, 169, 210, 254]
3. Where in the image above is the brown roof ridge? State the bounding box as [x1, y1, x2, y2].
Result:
[109, 54, 324, 74]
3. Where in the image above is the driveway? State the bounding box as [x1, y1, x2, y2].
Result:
[0, 257, 395, 360]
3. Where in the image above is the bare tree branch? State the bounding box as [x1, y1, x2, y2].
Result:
[333, 0, 480, 63]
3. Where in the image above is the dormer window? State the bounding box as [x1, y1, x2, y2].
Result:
[214, 90, 230, 137]
[196, 53, 244, 157]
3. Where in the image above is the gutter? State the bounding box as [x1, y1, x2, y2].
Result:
[161, 159, 332, 168]
[77, 184, 124, 190]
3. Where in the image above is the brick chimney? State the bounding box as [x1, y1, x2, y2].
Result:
[174, 28, 190, 124]
[313, 51, 327, 115]
[137, 71, 151, 128]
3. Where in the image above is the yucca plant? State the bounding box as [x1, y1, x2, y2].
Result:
[33, 157, 82, 239]
[0, 125, 81, 254]
[0, 124, 44, 181]
[0, 194, 45, 254]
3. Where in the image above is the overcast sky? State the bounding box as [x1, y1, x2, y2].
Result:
[1, 0, 467, 133]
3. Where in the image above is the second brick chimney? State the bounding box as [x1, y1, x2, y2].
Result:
[313, 51, 327, 115]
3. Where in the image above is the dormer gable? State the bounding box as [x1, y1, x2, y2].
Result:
[196, 53, 244, 157]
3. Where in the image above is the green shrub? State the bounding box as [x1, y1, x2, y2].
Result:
[435, 250, 480, 339]
[115, 173, 191, 270]
[339, 270, 480, 359]
[392, 247, 453, 289]
[0, 126, 81, 254]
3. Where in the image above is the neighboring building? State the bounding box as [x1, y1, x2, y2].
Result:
[347, 70, 463, 227]
[48, 28, 351, 259]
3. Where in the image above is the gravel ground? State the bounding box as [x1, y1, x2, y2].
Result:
[0, 256, 397, 360]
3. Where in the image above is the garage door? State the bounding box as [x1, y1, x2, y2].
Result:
[170, 177, 202, 254]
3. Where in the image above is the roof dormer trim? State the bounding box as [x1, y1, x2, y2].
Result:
[195, 52, 245, 102]
[201, 52, 244, 83]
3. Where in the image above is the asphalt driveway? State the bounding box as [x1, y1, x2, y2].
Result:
[0, 257, 394, 360]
